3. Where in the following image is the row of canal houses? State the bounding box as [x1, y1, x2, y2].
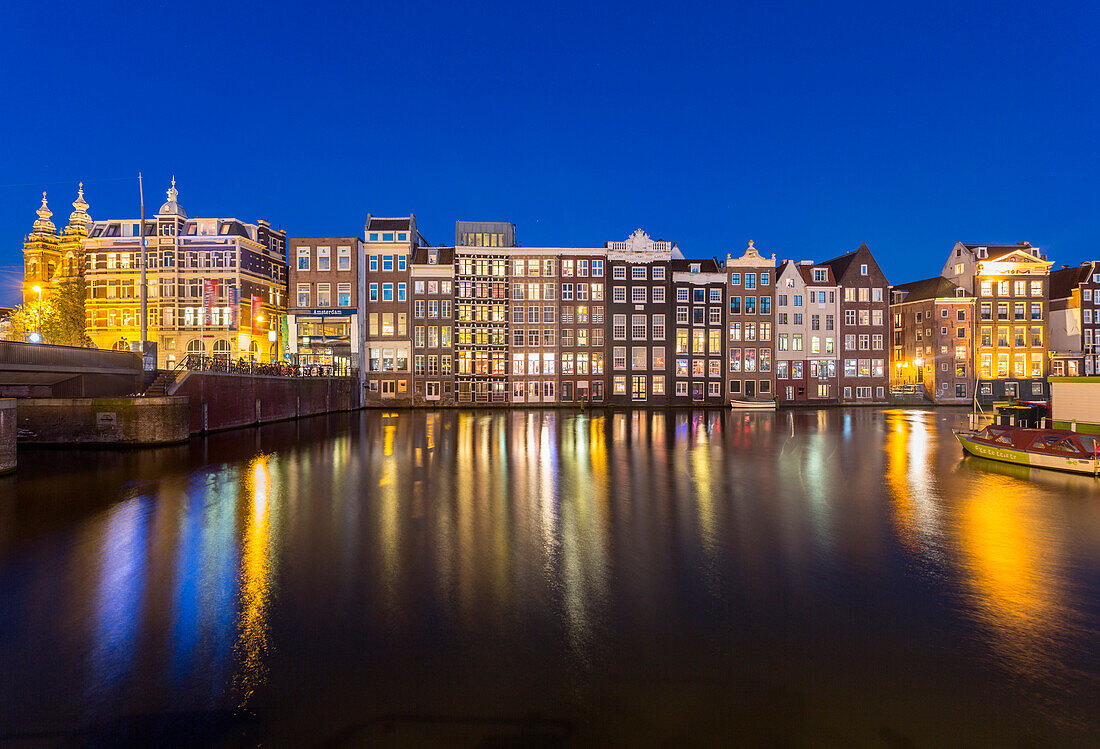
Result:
[355, 218, 896, 407]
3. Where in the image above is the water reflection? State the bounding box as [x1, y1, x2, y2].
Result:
[0, 409, 1098, 743]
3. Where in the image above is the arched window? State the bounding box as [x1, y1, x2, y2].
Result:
[248, 340, 259, 360]
[113, 339, 130, 351]
[213, 339, 231, 356]
[186, 339, 205, 354]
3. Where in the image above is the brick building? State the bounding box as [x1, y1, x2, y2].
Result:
[671, 258, 727, 404]
[724, 241, 775, 404]
[410, 246, 455, 404]
[360, 215, 419, 404]
[889, 276, 974, 403]
[824, 243, 890, 404]
[606, 230, 676, 405]
[1048, 262, 1095, 377]
[775, 260, 840, 404]
[288, 236, 361, 374]
[557, 251, 607, 404]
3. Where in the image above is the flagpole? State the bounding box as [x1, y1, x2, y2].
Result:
[139, 173, 147, 353]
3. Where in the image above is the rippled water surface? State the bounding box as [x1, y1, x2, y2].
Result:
[2, 408, 1099, 745]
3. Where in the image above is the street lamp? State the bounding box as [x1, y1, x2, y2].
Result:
[31, 285, 42, 342]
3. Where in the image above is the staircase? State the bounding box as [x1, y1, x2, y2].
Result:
[143, 370, 179, 397]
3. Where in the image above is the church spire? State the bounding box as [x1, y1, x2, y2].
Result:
[31, 191, 56, 235]
[67, 182, 92, 234]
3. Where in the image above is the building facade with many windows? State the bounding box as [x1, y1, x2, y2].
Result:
[941, 242, 1052, 402]
[288, 236, 361, 374]
[454, 221, 512, 403]
[889, 276, 974, 403]
[775, 260, 840, 404]
[411, 246, 455, 404]
[83, 180, 287, 367]
[824, 244, 890, 404]
[1048, 262, 1096, 378]
[672, 258, 727, 404]
[607, 230, 678, 405]
[557, 251, 607, 404]
[724, 241, 775, 404]
[360, 216, 418, 404]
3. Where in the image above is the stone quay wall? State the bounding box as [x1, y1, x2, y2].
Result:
[171, 372, 359, 435]
[16, 397, 191, 445]
[0, 399, 16, 473]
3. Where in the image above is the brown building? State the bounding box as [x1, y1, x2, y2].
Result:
[824, 243, 890, 404]
[508, 249, 560, 404]
[607, 230, 676, 405]
[360, 215, 419, 405]
[1048, 262, 1095, 377]
[288, 236, 361, 374]
[410, 246, 455, 405]
[889, 276, 974, 403]
[670, 258, 726, 404]
[724, 241, 775, 404]
[557, 252, 607, 404]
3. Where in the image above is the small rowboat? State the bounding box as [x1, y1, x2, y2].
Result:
[955, 425, 1100, 476]
[729, 399, 777, 410]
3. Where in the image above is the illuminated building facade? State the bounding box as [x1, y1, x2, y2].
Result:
[941, 242, 1052, 402]
[825, 243, 891, 404]
[454, 221, 512, 403]
[606, 230, 678, 405]
[360, 216, 419, 404]
[83, 180, 287, 367]
[21, 187, 89, 306]
[1047, 262, 1096, 377]
[724, 241, 774, 404]
[670, 258, 726, 403]
[410, 246, 455, 404]
[557, 250, 607, 404]
[889, 276, 974, 403]
[287, 236, 361, 373]
[507, 248, 560, 404]
[775, 259, 840, 404]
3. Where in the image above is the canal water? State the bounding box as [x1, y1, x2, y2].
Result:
[1, 408, 1099, 745]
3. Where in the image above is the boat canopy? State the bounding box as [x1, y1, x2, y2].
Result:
[974, 426, 1100, 457]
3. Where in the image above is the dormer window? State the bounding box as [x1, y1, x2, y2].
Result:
[813, 268, 827, 282]
[428, 250, 438, 265]
[977, 247, 988, 259]
[956, 288, 966, 297]
[690, 263, 700, 273]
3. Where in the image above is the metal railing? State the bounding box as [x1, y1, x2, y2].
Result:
[176, 353, 356, 378]
[0, 340, 141, 370]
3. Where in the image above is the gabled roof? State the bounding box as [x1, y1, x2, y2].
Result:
[1049, 264, 1093, 301]
[821, 242, 886, 283]
[891, 275, 963, 303]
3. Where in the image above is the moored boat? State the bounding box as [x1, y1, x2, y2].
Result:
[729, 399, 777, 410]
[954, 424, 1100, 476]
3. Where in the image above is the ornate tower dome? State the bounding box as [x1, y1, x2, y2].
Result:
[31, 192, 56, 235]
[66, 182, 92, 234]
[158, 176, 187, 218]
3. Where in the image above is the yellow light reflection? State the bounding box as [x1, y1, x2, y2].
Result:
[955, 478, 1070, 680]
[234, 456, 273, 705]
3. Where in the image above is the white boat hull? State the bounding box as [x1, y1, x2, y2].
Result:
[729, 399, 777, 410]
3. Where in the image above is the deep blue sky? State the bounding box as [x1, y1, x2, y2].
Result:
[1, 1, 1097, 305]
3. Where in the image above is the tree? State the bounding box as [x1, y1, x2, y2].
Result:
[1, 278, 90, 346]
[41, 278, 91, 347]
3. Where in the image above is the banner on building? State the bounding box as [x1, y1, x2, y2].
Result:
[202, 279, 219, 327]
[251, 295, 263, 336]
[228, 285, 239, 331]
